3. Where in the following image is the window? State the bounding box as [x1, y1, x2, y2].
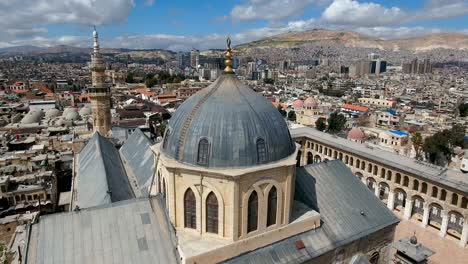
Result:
[267, 187, 277, 227]
[206, 192, 218, 234]
[247, 191, 258, 233]
[184, 189, 196, 229]
[257, 138, 267, 164]
[163, 129, 170, 149]
[197, 139, 210, 165]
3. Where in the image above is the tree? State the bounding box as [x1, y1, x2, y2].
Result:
[126, 72, 134, 83]
[277, 106, 286, 117]
[327, 111, 347, 134]
[287, 111, 296, 121]
[411, 132, 424, 160]
[264, 78, 275, 85]
[315, 118, 326, 132]
[422, 124, 467, 166]
[458, 103, 468, 117]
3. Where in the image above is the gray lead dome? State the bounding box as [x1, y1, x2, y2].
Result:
[161, 74, 295, 168]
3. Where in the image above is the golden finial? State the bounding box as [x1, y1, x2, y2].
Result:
[224, 36, 233, 74]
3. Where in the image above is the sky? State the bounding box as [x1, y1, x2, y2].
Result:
[0, 0, 467, 51]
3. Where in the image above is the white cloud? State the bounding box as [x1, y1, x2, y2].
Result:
[321, 0, 406, 27]
[230, 0, 330, 22]
[0, 0, 135, 39]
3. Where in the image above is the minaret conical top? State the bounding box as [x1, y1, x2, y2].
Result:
[224, 36, 233, 74]
[93, 26, 99, 52]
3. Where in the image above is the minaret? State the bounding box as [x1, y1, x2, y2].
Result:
[89, 27, 111, 135]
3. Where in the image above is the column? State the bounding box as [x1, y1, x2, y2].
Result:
[387, 191, 395, 210]
[403, 198, 413, 220]
[459, 220, 468, 248]
[439, 211, 449, 237]
[422, 205, 429, 227]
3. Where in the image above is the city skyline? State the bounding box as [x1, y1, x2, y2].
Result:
[1, 0, 468, 50]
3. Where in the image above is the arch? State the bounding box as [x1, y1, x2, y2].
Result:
[440, 189, 447, 201]
[307, 152, 313, 165]
[256, 138, 267, 164]
[378, 182, 390, 201]
[361, 161, 366, 170]
[323, 147, 327, 155]
[411, 195, 425, 220]
[447, 211, 464, 238]
[319, 145, 322, 153]
[157, 171, 161, 193]
[380, 168, 386, 178]
[394, 188, 407, 211]
[328, 149, 332, 157]
[386, 170, 392, 181]
[369, 252, 380, 264]
[267, 186, 278, 227]
[247, 191, 259, 233]
[296, 150, 302, 167]
[432, 186, 438, 198]
[162, 178, 167, 200]
[344, 155, 349, 164]
[197, 138, 210, 165]
[163, 129, 170, 149]
[367, 163, 372, 173]
[366, 177, 376, 192]
[355, 158, 360, 168]
[451, 193, 458, 206]
[310, 142, 314, 150]
[184, 188, 197, 229]
[403, 176, 409, 187]
[356, 172, 363, 180]
[413, 179, 419, 191]
[428, 203, 443, 229]
[421, 182, 427, 194]
[395, 173, 401, 184]
[314, 155, 321, 163]
[333, 150, 338, 159]
[206, 192, 218, 234]
[349, 157, 354, 166]
[462, 197, 468, 209]
[373, 165, 378, 175]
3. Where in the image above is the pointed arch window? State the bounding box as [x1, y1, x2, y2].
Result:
[184, 188, 196, 229]
[163, 129, 170, 149]
[197, 138, 210, 165]
[267, 187, 277, 227]
[247, 191, 258, 233]
[257, 138, 267, 164]
[206, 192, 218, 234]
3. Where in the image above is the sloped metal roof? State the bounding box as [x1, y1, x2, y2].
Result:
[26, 196, 179, 264]
[162, 74, 295, 168]
[224, 161, 399, 264]
[120, 128, 156, 197]
[75, 132, 134, 209]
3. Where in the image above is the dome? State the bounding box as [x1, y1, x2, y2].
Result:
[79, 106, 91, 116]
[65, 109, 79, 121]
[45, 108, 60, 118]
[161, 74, 295, 168]
[62, 107, 74, 116]
[410, 235, 418, 245]
[347, 127, 365, 141]
[303, 97, 318, 108]
[20, 110, 44, 124]
[292, 99, 303, 109]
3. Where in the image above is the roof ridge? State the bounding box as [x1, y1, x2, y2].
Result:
[94, 132, 113, 201]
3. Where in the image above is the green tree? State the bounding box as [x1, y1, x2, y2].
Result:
[423, 124, 467, 166]
[277, 106, 286, 117]
[315, 118, 327, 132]
[327, 111, 347, 134]
[126, 72, 134, 83]
[264, 78, 275, 85]
[411, 132, 424, 160]
[287, 111, 296, 121]
[458, 103, 468, 117]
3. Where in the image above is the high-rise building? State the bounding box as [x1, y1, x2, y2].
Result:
[190, 48, 200, 68]
[402, 58, 432, 74]
[89, 28, 111, 135]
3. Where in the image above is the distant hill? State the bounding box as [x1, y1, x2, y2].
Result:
[235, 29, 468, 52]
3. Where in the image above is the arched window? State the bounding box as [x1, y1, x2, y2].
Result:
[413, 180, 419, 191]
[369, 252, 380, 264]
[421, 182, 427, 194]
[162, 178, 166, 200]
[197, 139, 210, 165]
[267, 187, 277, 227]
[396, 173, 401, 184]
[184, 189, 196, 229]
[206, 192, 218, 234]
[163, 129, 170, 149]
[440, 189, 447, 201]
[432, 186, 438, 198]
[247, 191, 258, 233]
[256, 138, 267, 164]
[157, 171, 161, 193]
[451, 193, 458, 205]
[462, 197, 468, 209]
